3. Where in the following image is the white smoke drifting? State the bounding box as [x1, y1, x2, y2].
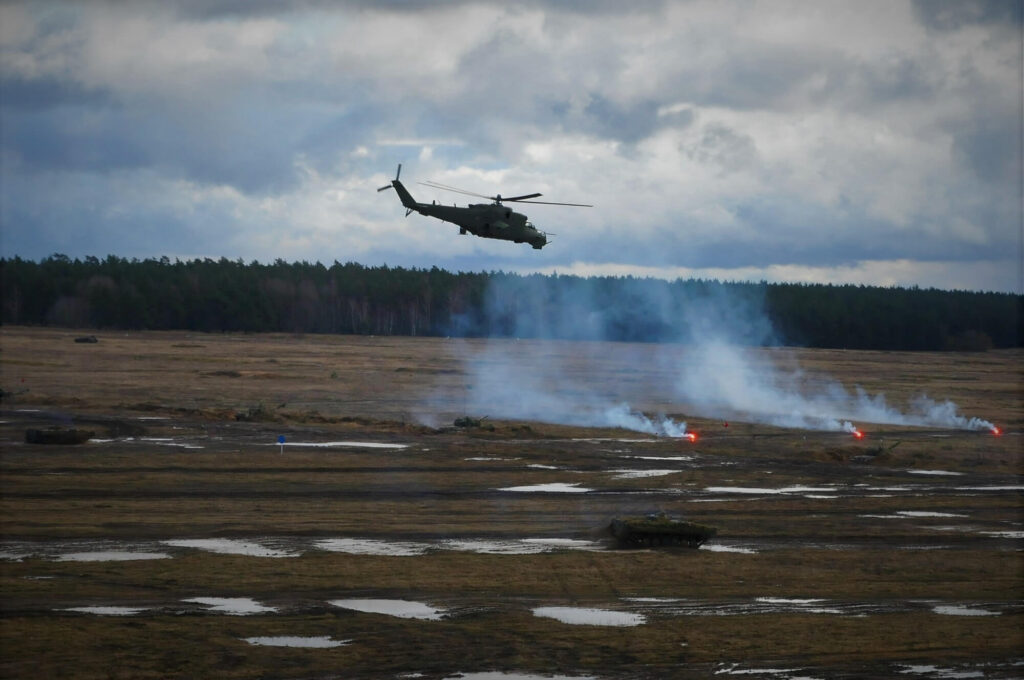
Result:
[459, 343, 691, 437]
[440, 276, 995, 436]
[675, 342, 997, 432]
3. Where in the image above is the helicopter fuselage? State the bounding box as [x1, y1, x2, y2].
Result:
[389, 178, 547, 249]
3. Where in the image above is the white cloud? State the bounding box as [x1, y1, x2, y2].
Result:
[1, 0, 1019, 292]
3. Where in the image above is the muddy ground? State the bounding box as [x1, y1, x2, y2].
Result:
[0, 327, 1021, 679]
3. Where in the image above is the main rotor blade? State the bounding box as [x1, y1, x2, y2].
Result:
[419, 181, 493, 200]
[513, 199, 593, 207]
[421, 180, 590, 206]
[501, 193, 542, 202]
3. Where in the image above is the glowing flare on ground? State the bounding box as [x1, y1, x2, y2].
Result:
[685, 432, 698, 443]
[841, 421, 864, 439]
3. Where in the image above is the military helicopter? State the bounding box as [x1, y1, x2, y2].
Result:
[377, 164, 590, 249]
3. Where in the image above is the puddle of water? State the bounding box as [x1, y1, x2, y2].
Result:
[705, 486, 835, 495]
[63, 606, 147, 616]
[629, 596, 878, 617]
[700, 544, 758, 554]
[925, 525, 981, 533]
[280, 441, 408, 449]
[185, 597, 277, 615]
[0, 551, 28, 561]
[315, 537, 600, 556]
[755, 597, 843, 614]
[443, 539, 535, 555]
[244, 636, 349, 648]
[136, 437, 204, 450]
[500, 483, 593, 493]
[897, 664, 985, 679]
[442, 538, 600, 555]
[330, 598, 446, 620]
[713, 664, 803, 676]
[626, 455, 695, 462]
[447, 674, 597, 680]
[532, 606, 645, 627]
[522, 538, 599, 550]
[898, 511, 966, 518]
[931, 604, 999, 616]
[527, 464, 561, 470]
[955, 485, 1024, 491]
[907, 470, 963, 476]
[162, 539, 298, 558]
[315, 538, 431, 556]
[57, 551, 171, 562]
[981, 530, 1024, 539]
[611, 469, 678, 479]
[861, 512, 967, 520]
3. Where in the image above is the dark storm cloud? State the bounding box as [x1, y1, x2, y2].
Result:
[3, 99, 146, 174]
[1, 97, 306, 193]
[953, 111, 1022, 183]
[682, 123, 757, 174]
[0, 75, 110, 111]
[578, 95, 662, 144]
[912, 0, 1023, 31]
[1, 65, 376, 193]
[1, 1, 1019, 292]
[166, 0, 667, 19]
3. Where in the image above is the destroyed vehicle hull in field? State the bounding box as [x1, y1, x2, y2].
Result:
[25, 428, 94, 445]
[609, 515, 717, 548]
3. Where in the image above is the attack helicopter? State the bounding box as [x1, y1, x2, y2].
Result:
[377, 164, 590, 249]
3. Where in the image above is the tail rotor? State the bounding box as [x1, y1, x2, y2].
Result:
[377, 164, 402, 192]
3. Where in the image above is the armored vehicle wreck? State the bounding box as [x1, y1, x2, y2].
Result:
[25, 427, 94, 445]
[609, 513, 717, 548]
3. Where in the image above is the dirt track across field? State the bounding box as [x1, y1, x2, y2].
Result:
[1, 327, 1021, 679]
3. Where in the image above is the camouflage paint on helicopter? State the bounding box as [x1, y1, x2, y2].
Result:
[378, 165, 590, 249]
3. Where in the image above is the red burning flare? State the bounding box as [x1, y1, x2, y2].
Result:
[990, 426, 1002, 436]
[685, 432, 698, 443]
[852, 429, 865, 440]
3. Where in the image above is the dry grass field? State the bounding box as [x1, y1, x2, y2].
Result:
[1, 326, 1021, 679]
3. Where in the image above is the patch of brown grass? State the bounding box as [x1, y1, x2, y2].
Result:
[1, 327, 1021, 677]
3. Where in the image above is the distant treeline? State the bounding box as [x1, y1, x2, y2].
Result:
[1, 254, 1020, 351]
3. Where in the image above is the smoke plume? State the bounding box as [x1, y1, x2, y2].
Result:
[674, 341, 996, 432]
[442, 274, 994, 436]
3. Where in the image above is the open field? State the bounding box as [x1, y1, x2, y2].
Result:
[1, 326, 1021, 679]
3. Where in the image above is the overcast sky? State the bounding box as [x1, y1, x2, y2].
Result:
[1, 0, 1021, 292]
